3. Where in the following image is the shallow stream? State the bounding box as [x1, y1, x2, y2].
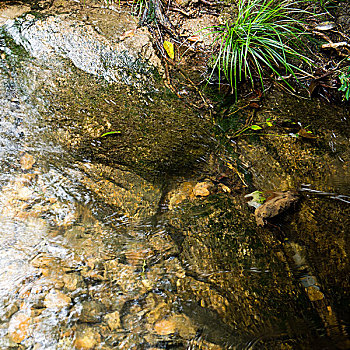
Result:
[0, 2, 349, 349]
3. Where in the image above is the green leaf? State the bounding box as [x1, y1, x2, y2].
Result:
[250, 125, 262, 130]
[266, 121, 273, 127]
[100, 131, 121, 137]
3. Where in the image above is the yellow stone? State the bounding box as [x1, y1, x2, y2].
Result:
[104, 311, 121, 330]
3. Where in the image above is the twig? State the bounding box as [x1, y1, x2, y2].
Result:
[168, 6, 193, 17]
[164, 56, 210, 108]
[200, 0, 226, 6]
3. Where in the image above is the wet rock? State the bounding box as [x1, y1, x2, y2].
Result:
[20, 153, 36, 170]
[104, 311, 121, 330]
[254, 191, 299, 226]
[43, 289, 71, 309]
[8, 312, 31, 343]
[31, 255, 57, 268]
[168, 182, 195, 209]
[0, 3, 30, 26]
[193, 181, 213, 197]
[63, 273, 85, 292]
[4, 11, 161, 87]
[73, 324, 101, 350]
[124, 248, 153, 266]
[153, 314, 197, 339]
[75, 300, 106, 323]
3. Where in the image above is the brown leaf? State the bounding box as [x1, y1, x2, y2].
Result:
[249, 102, 260, 109]
[322, 42, 349, 49]
[298, 128, 316, 139]
[188, 35, 202, 42]
[255, 191, 298, 226]
[308, 79, 320, 97]
[119, 29, 135, 41]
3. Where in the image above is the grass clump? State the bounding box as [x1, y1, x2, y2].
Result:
[210, 0, 313, 98]
[338, 59, 350, 101]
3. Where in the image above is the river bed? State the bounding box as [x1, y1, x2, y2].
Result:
[0, 1, 349, 349]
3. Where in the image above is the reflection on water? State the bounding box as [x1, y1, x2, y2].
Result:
[0, 4, 349, 350]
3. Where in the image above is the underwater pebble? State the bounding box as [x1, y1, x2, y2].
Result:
[20, 153, 36, 170]
[8, 312, 31, 343]
[154, 318, 176, 335]
[104, 311, 121, 330]
[63, 273, 85, 291]
[76, 300, 106, 323]
[193, 181, 212, 197]
[73, 324, 101, 350]
[44, 289, 71, 309]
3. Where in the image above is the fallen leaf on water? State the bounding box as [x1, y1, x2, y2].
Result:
[120, 29, 135, 41]
[245, 190, 266, 209]
[298, 128, 316, 139]
[255, 191, 298, 226]
[249, 102, 260, 109]
[163, 40, 175, 60]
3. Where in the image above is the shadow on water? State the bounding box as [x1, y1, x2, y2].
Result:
[0, 2, 349, 349]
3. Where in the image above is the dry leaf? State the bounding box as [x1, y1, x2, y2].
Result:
[255, 191, 298, 226]
[119, 29, 135, 41]
[188, 35, 202, 42]
[298, 128, 316, 139]
[322, 42, 349, 49]
[163, 40, 175, 59]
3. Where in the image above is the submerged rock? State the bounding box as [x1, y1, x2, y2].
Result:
[8, 312, 31, 343]
[104, 311, 121, 330]
[193, 181, 213, 197]
[43, 289, 72, 309]
[75, 300, 106, 323]
[73, 324, 101, 350]
[20, 153, 36, 170]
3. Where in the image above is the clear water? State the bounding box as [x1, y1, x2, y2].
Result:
[0, 4, 349, 350]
